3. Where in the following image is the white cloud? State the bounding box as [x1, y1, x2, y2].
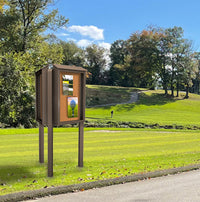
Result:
[56, 33, 69, 37]
[66, 38, 77, 42]
[68, 25, 104, 40]
[98, 42, 111, 50]
[77, 39, 93, 47]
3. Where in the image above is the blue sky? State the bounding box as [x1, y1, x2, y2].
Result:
[52, 0, 200, 50]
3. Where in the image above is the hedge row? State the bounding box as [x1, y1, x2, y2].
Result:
[64, 120, 200, 130]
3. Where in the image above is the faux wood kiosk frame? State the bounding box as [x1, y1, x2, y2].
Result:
[35, 64, 86, 177]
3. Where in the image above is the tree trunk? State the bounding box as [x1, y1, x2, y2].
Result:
[164, 87, 168, 95]
[176, 82, 179, 97]
[170, 65, 175, 97]
[185, 83, 189, 99]
[171, 82, 174, 97]
[162, 67, 168, 95]
[163, 82, 168, 95]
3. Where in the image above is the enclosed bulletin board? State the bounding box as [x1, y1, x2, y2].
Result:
[36, 64, 86, 126]
[35, 64, 86, 177]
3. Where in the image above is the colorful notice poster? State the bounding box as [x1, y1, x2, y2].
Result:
[68, 97, 78, 118]
[62, 75, 73, 96]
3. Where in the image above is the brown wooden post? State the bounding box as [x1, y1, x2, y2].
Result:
[48, 124, 53, 177]
[47, 68, 53, 177]
[78, 72, 85, 167]
[78, 121, 84, 167]
[39, 123, 44, 163]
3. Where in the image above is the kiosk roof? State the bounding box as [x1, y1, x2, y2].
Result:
[53, 64, 87, 72]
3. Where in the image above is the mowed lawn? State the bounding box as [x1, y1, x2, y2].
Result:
[86, 90, 200, 126]
[0, 128, 200, 195]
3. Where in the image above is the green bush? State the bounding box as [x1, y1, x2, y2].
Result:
[83, 120, 200, 130]
[0, 54, 36, 128]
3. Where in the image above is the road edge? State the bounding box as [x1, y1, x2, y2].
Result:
[1, 164, 200, 202]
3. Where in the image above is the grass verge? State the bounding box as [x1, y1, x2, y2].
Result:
[0, 128, 200, 195]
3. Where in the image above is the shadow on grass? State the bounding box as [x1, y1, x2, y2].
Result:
[101, 106, 113, 109]
[115, 103, 136, 112]
[114, 93, 178, 112]
[138, 93, 177, 106]
[86, 86, 134, 107]
[0, 165, 35, 183]
[85, 117, 102, 120]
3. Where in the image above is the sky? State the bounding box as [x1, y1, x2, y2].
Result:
[51, 0, 200, 51]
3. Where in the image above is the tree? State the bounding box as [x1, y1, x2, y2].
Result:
[84, 44, 107, 85]
[173, 40, 192, 97]
[109, 40, 127, 86]
[111, 26, 196, 96]
[151, 27, 171, 95]
[0, 0, 68, 53]
[0, 0, 68, 127]
[60, 40, 85, 67]
[0, 42, 64, 128]
[192, 52, 200, 94]
[165, 27, 182, 96]
[0, 53, 34, 127]
[125, 29, 159, 88]
[0, 0, 6, 13]
[180, 51, 198, 98]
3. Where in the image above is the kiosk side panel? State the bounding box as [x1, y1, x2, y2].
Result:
[42, 68, 48, 126]
[52, 68, 60, 126]
[35, 70, 42, 122]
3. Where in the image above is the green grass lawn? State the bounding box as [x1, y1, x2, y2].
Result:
[1, 127, 200, 195]
[86, 90, 200, 126]
[1, 87, 200, 195]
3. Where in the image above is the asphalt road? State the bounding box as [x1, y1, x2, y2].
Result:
[27, 169, 200, 202]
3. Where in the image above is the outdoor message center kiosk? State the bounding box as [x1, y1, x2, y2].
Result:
[35, 64, 86, 177]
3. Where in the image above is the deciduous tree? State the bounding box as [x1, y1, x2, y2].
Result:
[0, 0, 68, 53]
[0, 0, 68, 127]
[109, 40, 127, 86]
[60, 40, 85, 67]
[84, 44, 107, 85]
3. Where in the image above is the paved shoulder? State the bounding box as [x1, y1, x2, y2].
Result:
[28, 169, 200, 202]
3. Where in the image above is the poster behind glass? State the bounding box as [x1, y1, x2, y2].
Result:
[62, 75, 73, 96]
[68, 97, 78, 118]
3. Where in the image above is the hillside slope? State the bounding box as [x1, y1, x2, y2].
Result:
[86, 86, 200, 127]
[86, 85, 138, 107]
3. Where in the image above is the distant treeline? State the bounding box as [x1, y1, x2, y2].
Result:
[60, 26, 200, 100]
